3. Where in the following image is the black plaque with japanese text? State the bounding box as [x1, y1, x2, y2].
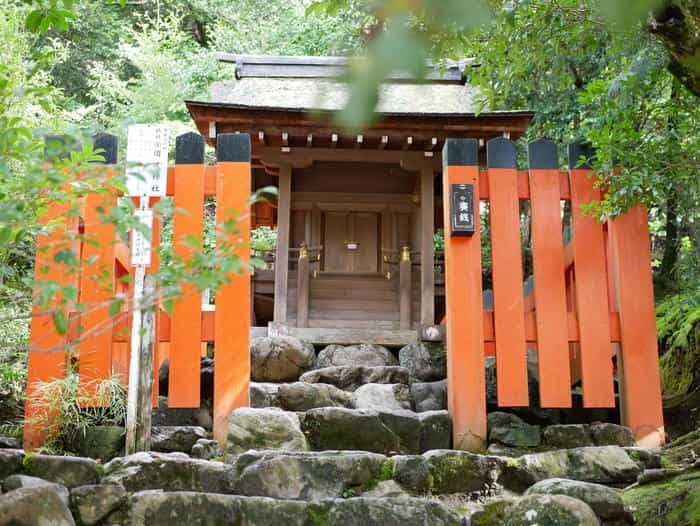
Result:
[450, 183, 476, 237]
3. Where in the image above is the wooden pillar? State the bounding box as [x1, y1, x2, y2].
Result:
[441, 138, 486, 451]
[213, 133, 252, 445]
[78, 133, 118, 402]
[420, 166, 435, 327]
[608, 202, 665, 447]
[296, 246, 310, 328]
[273, 164, 292, 324]
[399, 245, 412, 329]
[168, 133, 205, 408]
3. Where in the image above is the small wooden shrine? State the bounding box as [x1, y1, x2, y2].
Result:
[186, 54, 533, 345]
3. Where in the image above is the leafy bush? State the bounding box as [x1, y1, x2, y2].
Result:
[251, 226, 277, 253]
[26, 373, 127, 453]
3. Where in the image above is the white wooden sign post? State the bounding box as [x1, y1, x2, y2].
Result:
[125, 124, 168, 454]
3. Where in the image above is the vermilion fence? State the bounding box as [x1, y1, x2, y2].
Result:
[25, 132, 664, 452]
[25, 132, 252, 448]
[442, 138, 664, 450]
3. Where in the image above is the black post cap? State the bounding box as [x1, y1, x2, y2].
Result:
[216, 133, 251, 163]
[442, 138, 478, 169]
[92, 133, 118, 164]
[175, 132, 205, 164]
[527, 139, 559, 169]
[567, 140, 595, 169]
[486, 137, 517, 168]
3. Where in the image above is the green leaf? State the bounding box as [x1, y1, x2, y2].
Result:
[53, 310, 68, 336]
[25, 10, 44, 32]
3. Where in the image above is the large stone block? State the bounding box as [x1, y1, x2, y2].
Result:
[25, 454, 100, 488]
[227, 408, 308, 455]
[300, 365, 409, 391]
[316, 343, 398, 369]
[251, 336, 315, 382]
[0, 486, 75, 525]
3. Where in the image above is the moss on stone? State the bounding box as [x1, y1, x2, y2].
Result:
[470, 499, 514, 526]
[21, 451, 35, 473]
[306, 503, 330, 525]
[379, 458, 393, 481]
[623, 470, 700, 526]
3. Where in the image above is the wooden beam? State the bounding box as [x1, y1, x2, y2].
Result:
[273, 164, 292, 323]
[420, 166, 435, 328]
[257, 146, 440, 170]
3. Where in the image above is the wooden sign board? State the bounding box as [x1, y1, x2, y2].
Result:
[450, 183, 476, 236]
[125, 124, 169, 197]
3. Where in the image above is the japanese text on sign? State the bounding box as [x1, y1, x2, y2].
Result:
[450, 183, 476, 237]
[130, 209, 154, 266]
[125, 124, 169, 197]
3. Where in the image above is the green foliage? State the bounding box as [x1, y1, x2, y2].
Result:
[26, 373, 127, 453]
[251, 226, 277, 253]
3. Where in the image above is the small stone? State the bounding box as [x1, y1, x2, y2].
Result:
[424, 450, 504, 494]
[377, 410, 421, 453]
[0, 486, 75, 525]
[353, 383, 412, 411]
[589, 422, 634, 447]
[488, 411, 527, 431]
[636, 467, 684, 485]
[411, 380, 447, 412]
[315, 343, 398, 368]
[398, 342, 446, 381]
[227, 407, 308, 455]
[624, 446, 662, 469]
[251, 336, 315, 382]
[277, 382, 353, 411]
[391, 455, 432, 494]
[103, 451, 233, 493]
[71, 425, 124, 461]
[70, 484, 127, 525]
[328, 497, 461, 525]
[151, 426, 207, 453]
[490, 424, 541, 448]
[2, 474, 69, 507]
[151, 395, 212, 429]
[418, 410, 452, 451]
[0, 449, 23, 479]
[543, 424, 594, 449]
[501, 494, 600, 526]
[300, 365, 410, 391]
[25, 454, 100, 488]
[230, 449, 387, 500]
[526, 478, 626, 520]
[302, 407, 400, 454]
[0, 436, 20, 449]
[191, 438, 222, 460]
[361, 480, 410, 498]
[250, 382, 281, 408]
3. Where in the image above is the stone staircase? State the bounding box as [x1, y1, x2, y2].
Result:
[0, 335, 672, 525]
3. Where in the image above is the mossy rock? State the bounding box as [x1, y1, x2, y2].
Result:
[622, 469, 700, 526]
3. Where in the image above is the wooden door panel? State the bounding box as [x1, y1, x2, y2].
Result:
[323, 212, 350, 272]
[352, 212, 379, 273]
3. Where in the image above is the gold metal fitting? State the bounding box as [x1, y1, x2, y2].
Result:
[299, 242, 308, 259]
[401, 245, 411, 262]
[385, 271, 392, 280]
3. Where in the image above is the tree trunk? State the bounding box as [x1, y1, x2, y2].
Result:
[649, 1, 700, 97]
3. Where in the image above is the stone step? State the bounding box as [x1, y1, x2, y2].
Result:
[227, 407, 451, 456]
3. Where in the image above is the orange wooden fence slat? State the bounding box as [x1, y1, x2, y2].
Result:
[609, 204, 665, 446]
[213, 133, 252, 445]
[568, 164, 615, 407]
[168, 162, 205, 408]
[527, 140, 572, 407]
[442, 139, 486, 451]
[486, 138, 529, 407]
[78, 180, 117, 403]
[24, 200, 78, 449]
